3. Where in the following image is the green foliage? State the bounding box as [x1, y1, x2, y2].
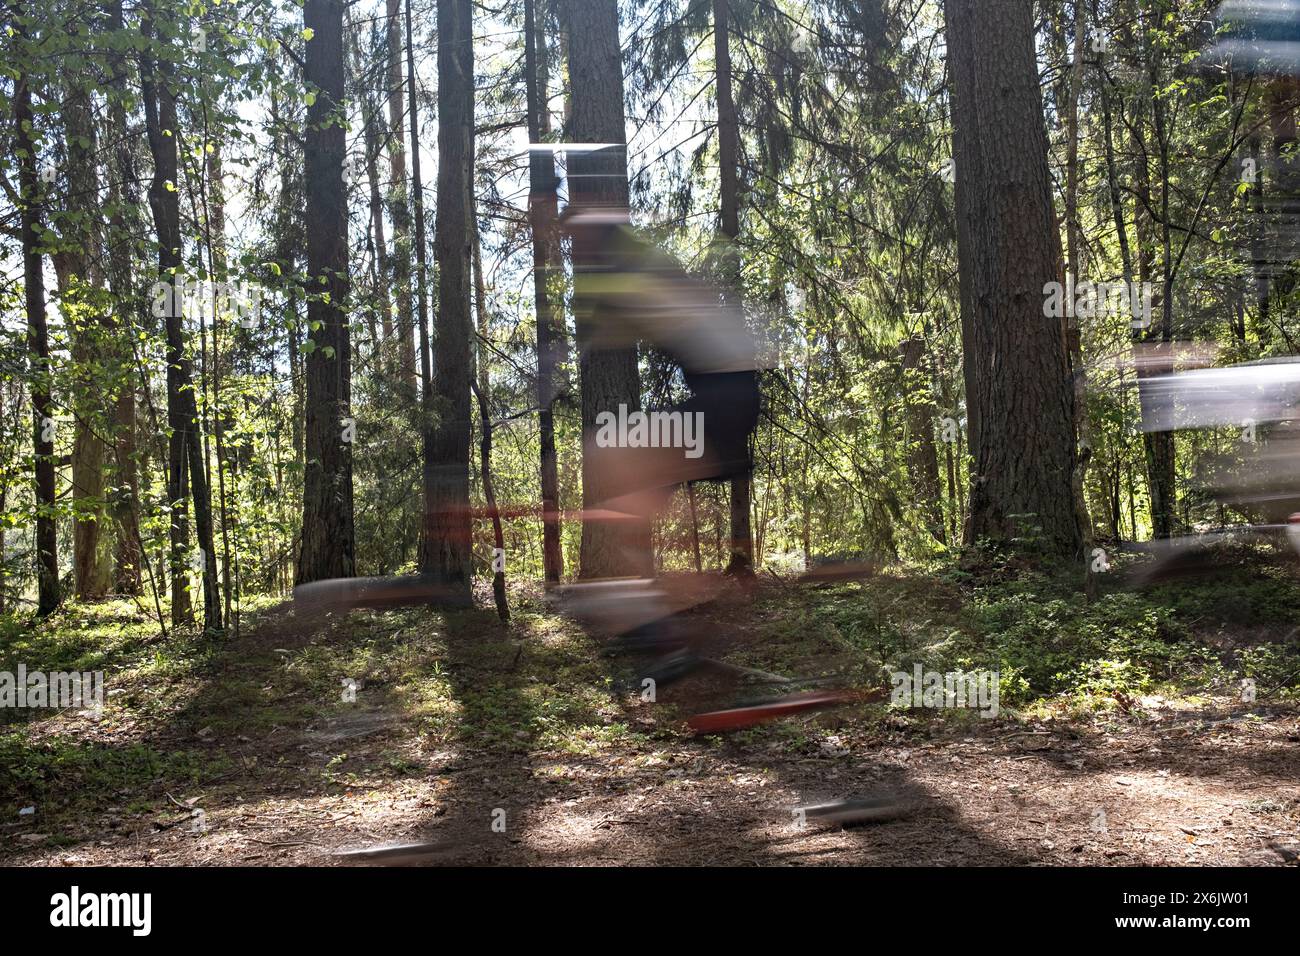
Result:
[0, 733, 229, 818]
[760, 552, 1300, 717]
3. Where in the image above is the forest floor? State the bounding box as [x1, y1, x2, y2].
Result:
[3, 554, 1300, 867]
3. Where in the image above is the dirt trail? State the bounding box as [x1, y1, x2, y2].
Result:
[4, 591, 1299, 867]
[8, 695, 1299, 865]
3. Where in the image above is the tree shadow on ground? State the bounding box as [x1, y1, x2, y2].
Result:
[397, 591, 1036, 866]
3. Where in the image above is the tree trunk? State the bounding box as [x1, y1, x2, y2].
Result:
[1262, 78, 1300, 308]
[525, 0, 565, 584]
[57, 83, 114, 600]
[471, 198, 510, 615]
[15, 64, 59, 616]
[296, 0, 356, 584]
[1100, 64, 1134, 287]
[107, 0, 142, 595]
[386, 0, 417, 389]
[899, 334, 944, 543]
[405, 0, 436, 586]
[1131, 33, 1177, 539]
[421, 0, 475, 599]
[945, 0, 983, 496]
[943, 0, 1082, 556]
[1102, 40, 1170, 542]
[142, 8, 222, 629]
[713, 0, 756, 576]
[564, 0, 652, 579]
[1063, 4, 1097, 596]
[472, 381, 509, 620]
[469, 191, 507, 618]
[357, 38, 393, 349]
[204, 137, 237, 629]
[142, 7, 186, 624]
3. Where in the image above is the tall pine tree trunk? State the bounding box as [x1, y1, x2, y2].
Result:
[1063, 4, 1097, 594]
[15, 63, 59, 616]
[142, 6, 222, 629]
[944, 0, 1082, 557]
[404, 0, 435, 582]
[900, 334, 944, 543]
[1132, 32, 1177, 539]
[713, 0, 756, 577]
[525, 0, 565, 584]
[296, 0, 356, 584]
[564, 0, 652, 578]
[421, 0, 474, 599]
[57, 83, 114, 599]
[108, 0, 141, 595]
[386, 0, 417, 389]
[142, 7, 188, 624]
[356, 36, 393, 350]
[1102, 33, 1171, 542]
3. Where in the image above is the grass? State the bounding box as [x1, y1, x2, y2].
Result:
[753, 543, 1300, 717]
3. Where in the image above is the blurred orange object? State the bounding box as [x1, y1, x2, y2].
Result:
[687, 687, 883, 734]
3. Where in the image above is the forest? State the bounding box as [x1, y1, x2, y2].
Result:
[0, 0, 1298, 871]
